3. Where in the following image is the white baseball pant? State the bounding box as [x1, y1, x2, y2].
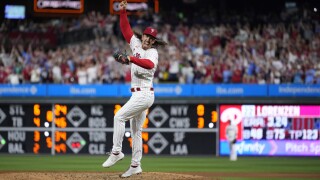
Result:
[112, 90, 154, 166]
[229, 142, 237, 161]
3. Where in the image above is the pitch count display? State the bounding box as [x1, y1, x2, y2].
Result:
[219, 104, 320, 156]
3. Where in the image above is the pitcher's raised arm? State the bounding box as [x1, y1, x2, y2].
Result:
[119, 0, 133, 43]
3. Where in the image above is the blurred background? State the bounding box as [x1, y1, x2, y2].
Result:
[0, 0, 320, 85]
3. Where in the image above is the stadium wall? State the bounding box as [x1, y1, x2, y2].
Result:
[0, 84, 319, 156]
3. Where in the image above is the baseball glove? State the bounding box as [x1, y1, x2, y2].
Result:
[113, 50, 130, 65]
[232, 139, 237, 144]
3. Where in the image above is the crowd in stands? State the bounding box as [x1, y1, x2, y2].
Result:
[0, 5, 320, 85]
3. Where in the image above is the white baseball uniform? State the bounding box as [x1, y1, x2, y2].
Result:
[112, 35, 158, 166]
[226, 123, 238, 161]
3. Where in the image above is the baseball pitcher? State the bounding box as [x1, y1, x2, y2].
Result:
[102, 0, 167, 178]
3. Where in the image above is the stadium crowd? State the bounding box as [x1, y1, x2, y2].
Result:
[0, 5, 320, 85]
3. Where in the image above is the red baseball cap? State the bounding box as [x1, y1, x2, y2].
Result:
[143, 27, 158, 39]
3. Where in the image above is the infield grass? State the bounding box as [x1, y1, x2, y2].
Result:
[0, 155, 319, 179]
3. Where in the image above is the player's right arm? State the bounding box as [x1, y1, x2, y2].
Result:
[128, 49, 158, 69]
[119, 0, 133, 43]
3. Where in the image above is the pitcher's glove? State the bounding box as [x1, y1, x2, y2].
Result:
[113, 50, 130, 65]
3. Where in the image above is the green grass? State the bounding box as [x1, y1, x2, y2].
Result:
[0, 155, 319, 179]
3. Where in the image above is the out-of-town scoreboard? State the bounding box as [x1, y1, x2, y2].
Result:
[0, 103, 217, 155]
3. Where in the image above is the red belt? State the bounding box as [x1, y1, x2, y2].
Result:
[130, 87, 154, 92]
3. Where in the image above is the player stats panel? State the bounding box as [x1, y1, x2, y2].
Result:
[219, 104, 320, 156]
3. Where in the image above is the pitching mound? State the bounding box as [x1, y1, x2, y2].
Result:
[0, 172, 209, 180]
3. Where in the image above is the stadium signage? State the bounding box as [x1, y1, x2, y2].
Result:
[37, 1, 81, 9]
[0, 103, 217, 155]
[34, 0, 84, 13]
[109, 0, 159, 15]
[219, 104, 320, 156]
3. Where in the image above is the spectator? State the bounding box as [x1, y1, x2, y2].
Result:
[231, 66, 243, 83]
[222, 65, 232, 83]
[63, 67, 76, 84]
[22, 64, 32, 83]
[52, 61, 62, 83]
[305, 65, 316, 84]
[269, 68, 281, 84]
[0, 63, 8, 83]
[76, 62, 88, 85]
[0, 2, 319, 85]
[180, 61, 194, 84]
[293, 66, 304, 84]
[168, 52, 180, 82]
[30, 64, 41, 84]
[86, 57, 98, 84]
[212, 63, 222, 83]
[40, 66, 53, 83]
[7, 68, 21, 85]
[315, 65, 320, 84]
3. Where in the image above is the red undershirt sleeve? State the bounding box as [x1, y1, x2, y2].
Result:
[120, 9, 134, 43]
[129, 56, 155, 69]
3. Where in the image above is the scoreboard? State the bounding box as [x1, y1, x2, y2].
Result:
[33, 0, 84, 14]
[0, 103, 217, 155]
[219, 104, 320, 156]
[109, 0, 159, 15]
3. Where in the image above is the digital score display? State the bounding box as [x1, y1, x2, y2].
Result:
[0, 103, 217, 155]
[33, 0, 84, 14]
[0, 104, 52, 154]
[219, 105, 320, 156]
[109, 0, 159, 15]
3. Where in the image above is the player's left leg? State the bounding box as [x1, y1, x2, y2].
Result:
[130, 109, 147, 166]
[102, 94, 149, 168]
[233, 143, 238, 160]
[230, 143, 237, 161]
[120, 111, 146, 178]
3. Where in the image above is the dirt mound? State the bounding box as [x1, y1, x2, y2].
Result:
[0, 172, 209, 180]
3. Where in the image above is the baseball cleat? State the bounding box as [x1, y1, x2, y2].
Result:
[102, 152, 124, 168]
[120, 165, 142, 178]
